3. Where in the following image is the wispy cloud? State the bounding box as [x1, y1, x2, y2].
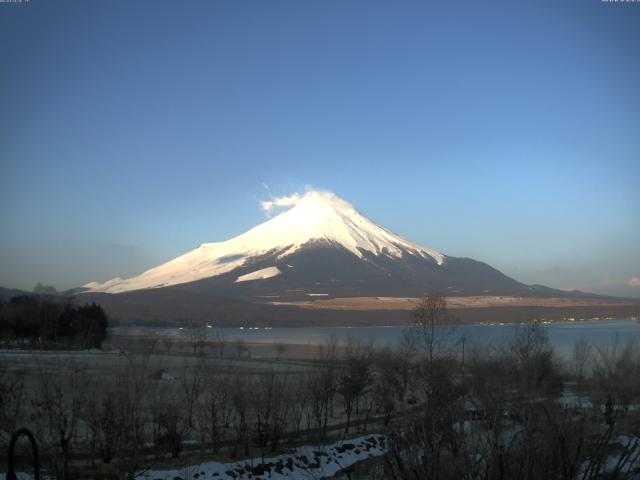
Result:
[260, 192, 304, 216]
[259, 187, 352, 217]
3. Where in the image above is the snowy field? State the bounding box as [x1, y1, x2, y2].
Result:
[0, 435, 387, 480]
[137, 434, 387, 480]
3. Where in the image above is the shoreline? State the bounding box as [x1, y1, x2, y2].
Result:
[108, 314, 640, 331]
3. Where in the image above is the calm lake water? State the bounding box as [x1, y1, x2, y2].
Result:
[114, 319, 640, 358]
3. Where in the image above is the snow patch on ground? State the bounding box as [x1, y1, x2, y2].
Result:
[138, 434, 387, 480]
[235, 266, 281, 283]
[579, 433, 640, 478]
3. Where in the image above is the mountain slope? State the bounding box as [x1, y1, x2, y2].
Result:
[81, 190, 596, 304]
[159, 241, 532, 300]
[0, 286, 30, 301]
[84, 191, 445, 294]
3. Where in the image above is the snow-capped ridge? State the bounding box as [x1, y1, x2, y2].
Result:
[83, 190, 445, 294]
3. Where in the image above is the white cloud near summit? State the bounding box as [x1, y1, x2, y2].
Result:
[259, 188, 355, 217]
[260, 192, 303, 215]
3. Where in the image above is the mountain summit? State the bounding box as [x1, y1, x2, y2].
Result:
[84, 191, 445, 294]
[82, 190, 592, 305]
[77, 190, 619, 324]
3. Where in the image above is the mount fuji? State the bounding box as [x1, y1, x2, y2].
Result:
[84, 191, 449, 294]
[78, 191, 615, 324]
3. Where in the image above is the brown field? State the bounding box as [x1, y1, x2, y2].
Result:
[265, 295, 638, 311]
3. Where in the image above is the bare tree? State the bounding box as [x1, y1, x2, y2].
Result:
[188, 326, 208, 356]
[86, 388, 122, 464]
[0, 367, 26, 449]
[211, 330, 227, 357]
[161, 336, 174, 354]
[384, 359, 463, 480]
[508, 323, 562, 402]
[571, 336, 592, 381]
[234, 338, 249, 358]
[229, 375, 250, 457]
[155, 391, 186, 459]
[31, 358, 89, 480]
[252, 370, 289, 454]
[412, 293, 456, 363]
[592, 338, 640, 418]
[112, 347, 156, 479]
[180, 355, 205, 429]
[338, 338, 372, 433]
[307, 335, 339, 438]
[274, 342, 288, 360]
[372, 348, 402, 425]
[396, 331, 418, 403]
[287, 374, 309, 437]
[198, 368, 233, 454]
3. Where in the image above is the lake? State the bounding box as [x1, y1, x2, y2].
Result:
[112, 318, 640, 358]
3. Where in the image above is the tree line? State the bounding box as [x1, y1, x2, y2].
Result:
[0, 295, 108, 349]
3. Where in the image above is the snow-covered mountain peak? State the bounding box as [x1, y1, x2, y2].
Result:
[261, 190, 354, 216]
[83, 190, 445, 294]
[251, 190, 443, 260]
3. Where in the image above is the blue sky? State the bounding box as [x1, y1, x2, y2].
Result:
[1, 0, 639, 297]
